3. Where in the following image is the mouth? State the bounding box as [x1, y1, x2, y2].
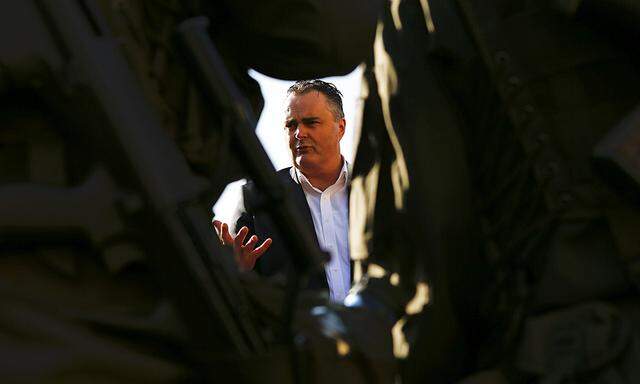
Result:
[295, 145, 312, 153]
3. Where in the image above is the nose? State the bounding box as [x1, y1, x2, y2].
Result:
[294, 125, 308, 140]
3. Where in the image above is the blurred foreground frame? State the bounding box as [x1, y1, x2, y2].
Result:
[0, 0, 389, 383]
[3, 0, 640, 383]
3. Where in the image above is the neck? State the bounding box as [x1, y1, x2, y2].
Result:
[301, 156, 343, 191]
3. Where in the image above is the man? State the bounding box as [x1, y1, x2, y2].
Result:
[214, 80, 351, 302]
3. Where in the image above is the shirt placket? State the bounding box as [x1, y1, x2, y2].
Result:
[322, 190, 345, 301]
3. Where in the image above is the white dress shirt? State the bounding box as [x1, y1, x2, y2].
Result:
[291, 161, 351, 302]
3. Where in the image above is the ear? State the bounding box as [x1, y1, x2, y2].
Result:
[337, 118, 346, 140]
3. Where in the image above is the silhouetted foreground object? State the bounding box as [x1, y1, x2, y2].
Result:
[3, 0, 640, 382]
[349, 0, 640, 383]
[0, 0, 384, 382]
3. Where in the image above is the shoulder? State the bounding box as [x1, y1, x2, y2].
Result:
[276, 166, 293, 176]
[244, 167, 294, 191]
[277, 167, 304, 193]
[242, 167, 295, 209]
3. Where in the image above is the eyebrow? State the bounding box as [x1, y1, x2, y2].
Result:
[285, 116, 320, 127]
[301, 117, 320, 124]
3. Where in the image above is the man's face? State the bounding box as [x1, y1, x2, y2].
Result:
[285, 91, 345, 175]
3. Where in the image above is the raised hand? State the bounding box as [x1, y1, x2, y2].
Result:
[212, 219, 272, 272]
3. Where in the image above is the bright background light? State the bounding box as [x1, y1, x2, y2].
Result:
[212, 66, 364, 224]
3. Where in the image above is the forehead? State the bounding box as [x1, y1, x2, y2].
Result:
[285, 91, 331, 117]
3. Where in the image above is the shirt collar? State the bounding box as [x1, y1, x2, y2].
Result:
[290, 157, 350, 193]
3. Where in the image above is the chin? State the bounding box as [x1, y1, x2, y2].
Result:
[296, 156, 318, 172]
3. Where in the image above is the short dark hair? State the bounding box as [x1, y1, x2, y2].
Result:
[287, 80, 345, 120]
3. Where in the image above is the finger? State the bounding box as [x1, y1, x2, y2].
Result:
[212, 220, 222, 236]
[252, 238, 272, 259]
[234, 226, 249, 249]
[243, 235, 258, 252]
[212, 220, 226, 244]
[221, 223, 234, 245]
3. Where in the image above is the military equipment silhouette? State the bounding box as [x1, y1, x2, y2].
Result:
[1, 0, 639, 383]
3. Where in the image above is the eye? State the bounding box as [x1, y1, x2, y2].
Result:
[304, 119, 319, 126]
[285, 120, 297, 130]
